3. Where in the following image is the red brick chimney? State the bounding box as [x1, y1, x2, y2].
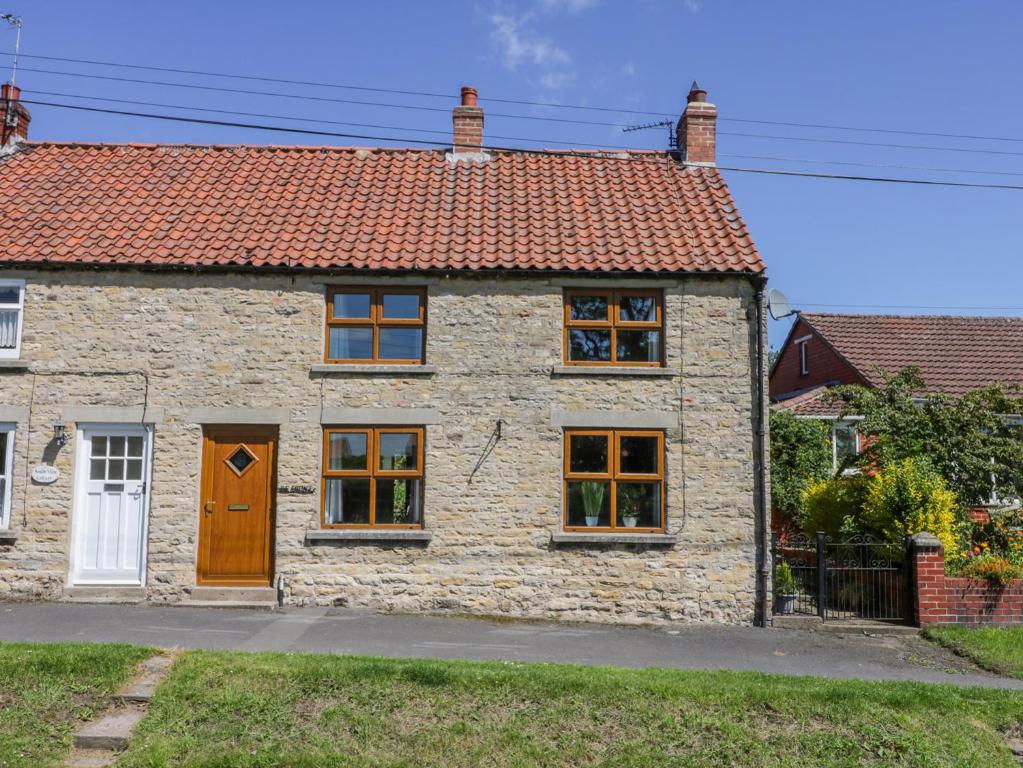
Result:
[0, 84, 30, 145]
[676, 81, 716, 165]
[452, 86, 484, 153]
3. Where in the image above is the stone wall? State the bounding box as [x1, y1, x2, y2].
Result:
[0, 267, 762, 624]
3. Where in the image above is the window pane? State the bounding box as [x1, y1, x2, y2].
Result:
[375, 478, 422, 524]
[328, 326, 373, 360]
[126, 459, 143, 481]
[333, 292, 371, 319]
[108, 459, 124, 480]
[90, 459, 105, 481]
[0, 308, 18, 349]
[379, 432, 418, 471]
[616, 483, 661, 528]
[568, 329, 611, 362]
[109, 436, 126, 457]
[0, 287, 19, 305]
[381, 293, 421, 319]
[834, 425, 858, 466]
[127, 436, 144, 457]
[570, 295, 608, 321]
[328, 432, 368, 471]
[378, 328, 422, 361]
[569, 434, 608, 474]
[619, 435, 659, 475]
[566, 481, 611, 527]
[617, 330, 660, 363]
[324, 478, 371, 524]
[91, 436, 106, 458]
[620, 295, 656, 322]
[0, 433, 6, 470]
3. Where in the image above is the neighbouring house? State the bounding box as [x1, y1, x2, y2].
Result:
[770, 312, 1023, 475]
[0, 81, 770, 625]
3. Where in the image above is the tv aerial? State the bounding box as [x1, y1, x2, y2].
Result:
[768, 289, 796, 321]
[0, 15, 21, 84]
[622, 119, 677, 150]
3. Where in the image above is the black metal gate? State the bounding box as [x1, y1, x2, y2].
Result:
[772, 533, 911, 623]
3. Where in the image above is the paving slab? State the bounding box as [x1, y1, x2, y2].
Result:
[73, 704, 147, 750]
[2, 601, 1021, 690]
[113, 654, 175, 703]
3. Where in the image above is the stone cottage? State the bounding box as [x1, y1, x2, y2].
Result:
[0, 81, 770, 624]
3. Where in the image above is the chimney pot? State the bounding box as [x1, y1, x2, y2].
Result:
[452, 85, 484, 153]
[676, 80, 716, 165]
[0, 82, 29, 145]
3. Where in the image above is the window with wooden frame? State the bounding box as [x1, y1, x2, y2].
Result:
[563, 429, 664, 532]
[321, 427, 424, 528]
[563, 289, 663, 366]
[324, 287, 426, 364]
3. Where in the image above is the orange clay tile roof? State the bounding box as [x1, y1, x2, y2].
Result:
[0, 142, 763, 274]
[800, 313, 1023, 396]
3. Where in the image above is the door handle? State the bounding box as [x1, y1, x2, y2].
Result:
[204, 501, 215, 516]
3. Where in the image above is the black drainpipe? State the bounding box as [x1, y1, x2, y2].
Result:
[751, 275, 771, 627]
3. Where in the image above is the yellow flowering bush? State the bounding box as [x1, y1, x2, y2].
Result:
[800, 475, 870, 539]
[860, 457, 962, 555]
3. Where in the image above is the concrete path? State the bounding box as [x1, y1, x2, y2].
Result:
[1, 602, 1020, 690]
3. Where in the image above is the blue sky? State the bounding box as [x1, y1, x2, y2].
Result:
[4, 1, 1022, 347]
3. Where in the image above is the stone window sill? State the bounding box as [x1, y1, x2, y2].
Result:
[0, 359, 30, 371]
[310, 364, 436, 377]
[550, 366, 676, 378]
[0, 530, 16, 544]
[550, 532, 677, 546]
[305, 529, 433, 544]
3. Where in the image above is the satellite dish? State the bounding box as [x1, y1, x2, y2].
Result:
[768, 288, 795, 321]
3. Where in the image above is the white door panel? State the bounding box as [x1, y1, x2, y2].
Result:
[71, 427, 150, 585]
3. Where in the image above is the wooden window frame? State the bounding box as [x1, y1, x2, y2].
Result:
[321, 426, 425, 529]
[562, 428, 665, 532]
[324, 287, 426, 364]
[562, 288, 664, 367]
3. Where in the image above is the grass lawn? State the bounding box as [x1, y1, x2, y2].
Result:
[925, 626, 1023, 679]
[117, 650, 1023, 768]
[0, 641, 152, 768]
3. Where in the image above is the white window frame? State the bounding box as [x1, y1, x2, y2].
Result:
[0, 423, 14, 529]
[832, 420, 860, 474]
[799, 340, 809, 375]
[0, 279, 25, 360]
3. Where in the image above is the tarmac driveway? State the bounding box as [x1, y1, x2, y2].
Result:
[0, 602, 1018, 689]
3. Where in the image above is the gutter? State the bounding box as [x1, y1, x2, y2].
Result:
[751, 274, 771, 627]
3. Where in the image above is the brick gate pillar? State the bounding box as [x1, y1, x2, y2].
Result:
[911, 532, 946, 626]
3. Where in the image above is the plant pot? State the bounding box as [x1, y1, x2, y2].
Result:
[775, 593, 797, 615]
[585, 516, 599, 527]
[622, 516, 639, 528]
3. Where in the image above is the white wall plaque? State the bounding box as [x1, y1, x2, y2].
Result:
[31, 464, 59, 484]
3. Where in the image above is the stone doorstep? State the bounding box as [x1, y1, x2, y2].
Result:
[61, 586, 147, 604]
[185, 585, 279, 610]
[73, 703, 147, 751]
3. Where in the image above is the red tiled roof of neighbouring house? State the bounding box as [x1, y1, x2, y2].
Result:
[0, 142, 764, 274]
[799, 312, 1023, 396]
[770, 385, 844, 417]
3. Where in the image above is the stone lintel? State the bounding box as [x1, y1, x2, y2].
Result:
[0, 406, 29, 422]
[550, 409, 677, 429]
[61, 405, 165, 424]
[185, 407, 290, 425]
[318, 407, 441, 425]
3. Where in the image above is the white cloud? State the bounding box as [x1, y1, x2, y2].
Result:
[540, 71, 575, 89]
[621, 62, 637, 77]
[489, 12, 571, 70]
[684, 0, 701, 12]
[538, 0, 599, 12]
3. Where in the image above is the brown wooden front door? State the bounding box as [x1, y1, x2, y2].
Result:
[197, 425, 276, 586]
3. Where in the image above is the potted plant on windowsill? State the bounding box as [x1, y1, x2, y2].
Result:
[774, 561, 799, 615]
[619, 485, 642, 528]
[580, 481, 605, 527]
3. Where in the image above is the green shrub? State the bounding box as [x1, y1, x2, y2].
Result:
[801, 474, 870, 539]
[774, 561, 798, 595]
[769, 411, 832, 530]
[860, 457, 963, 556]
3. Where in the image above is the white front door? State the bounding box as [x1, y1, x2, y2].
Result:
[70, 426, 151, 585]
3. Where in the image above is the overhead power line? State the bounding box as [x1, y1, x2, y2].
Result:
[32, 88, 1023, 178]
[791, 302, 1023, 312]
[19, 98, 1023, 191]
[5, 51, 1023, 145]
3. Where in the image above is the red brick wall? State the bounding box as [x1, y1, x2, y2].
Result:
[770, 317, 866, 400]
[912, 535, 1023, 626]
